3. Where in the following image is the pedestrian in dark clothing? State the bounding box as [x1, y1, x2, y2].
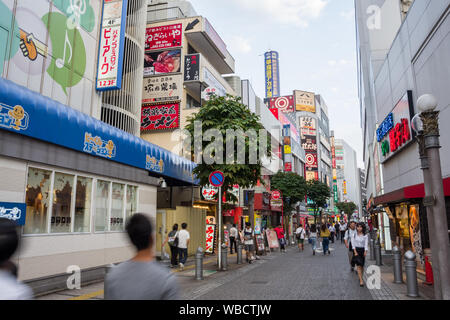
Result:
[163, 224, 179, 268]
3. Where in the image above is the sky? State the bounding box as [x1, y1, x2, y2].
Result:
[187, 0, 364, 167]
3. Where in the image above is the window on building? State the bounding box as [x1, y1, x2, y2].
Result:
[51, 173, 74, 233]
[186, 94, 200, 109]
[95, 180, 110, 232]
[110, 183, 125, 231]
[75, 176, 92, 233]
[24, 168, 52, 234]
[126, 185, 138, 223]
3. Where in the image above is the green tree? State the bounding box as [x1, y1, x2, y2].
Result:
[185, 94, 271, 203]
[336, 201, 357, 221]
[270, 171, 307, 214]
[306, 180, 331, 224]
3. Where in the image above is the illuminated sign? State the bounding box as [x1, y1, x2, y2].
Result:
[264, 51, 280, 98]
[96, 0, 128, 91]
[141, 103, 180, 131]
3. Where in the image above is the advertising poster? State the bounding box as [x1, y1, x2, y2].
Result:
[254, 214, 262, 235]
[142, 74, 182, 104]
[305, 153, 318, 169]
[143, 49, 181, 77]
[300, 117, 317, 136]
[224, 229, 230, 247]
[96, 0, 128, 91]
[266, 229, 280, 249]
[294, 90, 316, 113]
[256, 234, 265, 252]
[266, 95, 294, 113]
[205, 224, 216, 253]
[184, 54, 200, 81]
[145, 23, 182, 51]
[302, 135, 317, 151]
[141, 103, 180, 131]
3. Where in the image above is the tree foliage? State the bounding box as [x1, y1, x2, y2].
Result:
[185, 95, 271, 202]
[306, 180, 331, 223]
[336, 202, 357, 220]
[270, 171, 307, 213]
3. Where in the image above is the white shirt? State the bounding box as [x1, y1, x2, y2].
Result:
[230, 227, 238, 238]
[329, 226, 336, 233]
[344, 228, 357, 245]
[309, 231, 317, 239]
[0, 270, 33, 300]
[177, 229, 190, 249]
[243, 228, 254, 245]
[352, 233, 369, 251]
[295, 227, 306, 239]
[339, 224, 347, 231]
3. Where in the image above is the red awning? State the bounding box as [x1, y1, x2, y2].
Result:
[374, 177, 450, 206]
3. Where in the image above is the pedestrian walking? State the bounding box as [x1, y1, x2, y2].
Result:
[295, 224, 306, 252]
[320, 224, 331, 255]
[309, 224, 318, 255]
[274, 224, 286, 253]
[334, 222, 340, 240]
[162, 224, 179, 268]
[329, 224, 336, 244]
[177, 223, 190, 271]
[0, 218, 33, 300]
[344, 221, 357, 271]
[105, 214, 179, 299]
[229, 224, 238, 254]
[352, 223, 369, 287]
[339, 221, 347, 244]
[242, 222, 255, 263]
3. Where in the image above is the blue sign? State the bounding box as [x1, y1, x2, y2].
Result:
[264, 51, 280, 99]
[0, 202, 26, 226]
[0, 77, 197, 185]
[376, 113, 394, 142]
[209, 171, 225, 187]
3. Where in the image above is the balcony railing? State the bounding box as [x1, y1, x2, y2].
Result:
[147, 7, 186, 23]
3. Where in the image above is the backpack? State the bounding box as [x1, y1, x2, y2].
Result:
[168, 231, 178, 247]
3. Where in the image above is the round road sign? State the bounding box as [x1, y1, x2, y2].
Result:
[209, 171, 225, 187]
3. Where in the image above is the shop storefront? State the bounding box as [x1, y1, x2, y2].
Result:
[0, 77, 196, 291]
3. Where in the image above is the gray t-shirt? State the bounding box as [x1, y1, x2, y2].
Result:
[0, 270, 33, 300]
[105, 260, 179, 300]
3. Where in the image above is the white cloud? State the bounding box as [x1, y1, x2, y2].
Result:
[232, 0, 328, 27]
[227, 35, 252, 54]
[340, 8, 355, 20]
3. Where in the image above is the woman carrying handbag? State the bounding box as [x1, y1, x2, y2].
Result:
[352, 223, 369, 287]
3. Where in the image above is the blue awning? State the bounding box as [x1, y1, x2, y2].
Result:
[0, 77, 197, 185]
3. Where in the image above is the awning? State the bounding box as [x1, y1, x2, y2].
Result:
[0, 77, 197, 185]
[374, 177, 450, 206]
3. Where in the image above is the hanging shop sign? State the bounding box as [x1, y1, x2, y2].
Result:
[141, 102, 180, 131]
[294, 90, 316, 113]
[0, 202, 26, 226]
[378, 91, 414, 163]
[96, 0, 128, 91]
[271, 190, 283, 208]
[266, 95, 294, 113]
[202, 184, 218, 201]
[143, 49, 181, 77]
[145, 23, 182, 51]
[264, 51, 280, 98]
[142, 74, 182, 104]
[184, 54, 200, 81]
[205, 224, 216, 253]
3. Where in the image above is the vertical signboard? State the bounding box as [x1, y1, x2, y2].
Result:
[184, 54, 200, 81]
[96, 0, 128, 91]
[300, 117, 318, 181]
[264, 51, 280, 99]
[205, 224, 216, 253]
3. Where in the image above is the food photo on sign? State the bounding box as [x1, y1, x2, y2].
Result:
[141, 103, 180, 131]
[144, 50, 181, 76]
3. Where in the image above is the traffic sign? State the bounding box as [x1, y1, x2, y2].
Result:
[271, 190, 281, 200]
[209, 171, 225, 187]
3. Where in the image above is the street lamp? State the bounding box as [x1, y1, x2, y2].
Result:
[412, 94, 450, 300]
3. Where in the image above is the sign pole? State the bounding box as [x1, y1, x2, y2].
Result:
[218, 186, 222, 271]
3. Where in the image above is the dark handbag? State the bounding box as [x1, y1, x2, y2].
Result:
[352, 254, 363, 266]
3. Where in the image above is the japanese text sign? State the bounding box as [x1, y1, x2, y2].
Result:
[184, 54, 200, 81]
[96, 0, 128, 91]
[145, 23, 182, 51]
[141, 103, 180, 131]
[142, 74, 182, 104]
[205, 224, 216, 253]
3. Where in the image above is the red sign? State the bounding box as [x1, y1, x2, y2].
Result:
[267, 96, 294, 113]
[284, 162, 292, 172]
[141, 103, 180, 131]
[145, 24, 182, 51]
[389, 118, 411, 153]
[205, 224, 216, 253]
[305, 153, 318, 169]
[272, 190, 281, 200]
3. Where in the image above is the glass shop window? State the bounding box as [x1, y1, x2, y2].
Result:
[51, 173, 74, 233]
[126, 185, 138, 223]
[95, 180, 110, 232]
[110, 183, 125, 231]
[74, 176, 92, 233]
[24, 168, 52, 234]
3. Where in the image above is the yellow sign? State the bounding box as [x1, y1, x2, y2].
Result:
[343, 180, 347, 195]
[294, 90, 316, 113]
[284, 145, 291, 154]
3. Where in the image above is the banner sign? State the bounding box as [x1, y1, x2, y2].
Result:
[294, 90, 316, 113]
[302, 135, 317, 151]
[202, 184, 218, 201]
[378, 91, 414, 163]
[266, 95, 294, 113]
[141, 103, 180, 131]
[96, 0, 128, 91]
[184, 54, 200, 81]
[0, 202, 26, 226]
[205, 224, 216, 253]
[300, 117, 316, 136]
[144, 49, 181, 77]
[264, 51, 280, 98]
[305, 153, 318, 169]
[145, 23, 182, 51]
[142, 74, 182, 104]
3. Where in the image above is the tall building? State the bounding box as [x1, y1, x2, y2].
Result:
[0, 0, 195, 294]
[355, 0, 450, 264]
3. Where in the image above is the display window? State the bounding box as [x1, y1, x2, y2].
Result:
[126, 185, 138, 223]
[24, 168, 52, 234]
[74, 176, 93, 233]
[110, 183, 125, 231]
[95, 180, 110, 232]
[51, 173, 74, 233]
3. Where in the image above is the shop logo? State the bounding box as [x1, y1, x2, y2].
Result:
[146, 155, 164, 173]
[0, 103, 29, 131]
[0, 206, 22, 221]
[83, 133, 116, 159]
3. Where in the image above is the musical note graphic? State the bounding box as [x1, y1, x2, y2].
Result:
[56, 31, 73, 69]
